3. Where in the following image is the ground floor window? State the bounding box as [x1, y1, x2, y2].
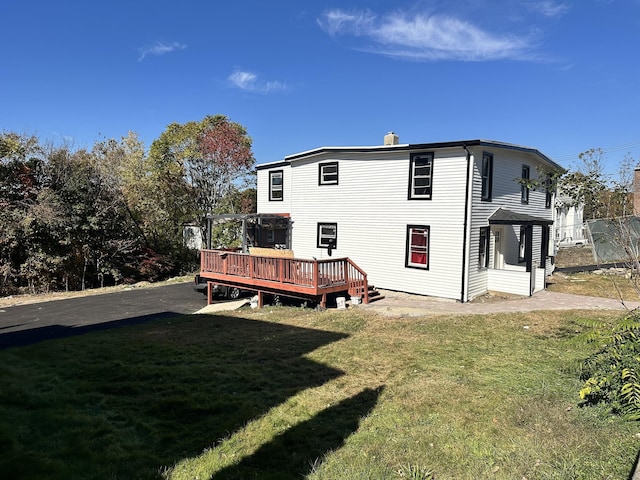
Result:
[406, 225, 430, 269]
[317, 223, 337, 249]
[479, 227, 489, 268]
[518, 225, 527, 263]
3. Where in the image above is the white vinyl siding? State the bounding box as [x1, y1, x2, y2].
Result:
[286, 149, 467, 300]
[257, 164, 291, 214]
[466, 148, 554, 301]
[257, 143, 557, 302]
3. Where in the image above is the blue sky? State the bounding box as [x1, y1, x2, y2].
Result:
[1, 0, 639, 177]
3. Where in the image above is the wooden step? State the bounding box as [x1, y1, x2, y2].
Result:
[366, 286, 385, 303]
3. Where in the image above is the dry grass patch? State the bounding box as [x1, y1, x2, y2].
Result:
[548, 270, 640, 303]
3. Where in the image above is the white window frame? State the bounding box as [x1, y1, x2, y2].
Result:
[479, 226, 490, 268]
[319, 162, 339, 185]
[405, 225, 430, 269]
[408, 153, 434, 200]
[519, 226, 527, 263]
[269, 170, 283, 201]
[317, 223, 337, 249]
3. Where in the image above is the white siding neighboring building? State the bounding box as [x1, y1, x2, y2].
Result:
[257, 137, 563, 302]
[554, 199, 587, 246]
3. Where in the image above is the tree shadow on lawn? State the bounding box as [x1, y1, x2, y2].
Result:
[0, 312, 351, 479]
[211, 386, 384, 480]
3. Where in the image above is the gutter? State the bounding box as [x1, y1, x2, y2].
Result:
[460, 145, 473, 303]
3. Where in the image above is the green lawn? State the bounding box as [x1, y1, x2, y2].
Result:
[1, 305, 639, 479]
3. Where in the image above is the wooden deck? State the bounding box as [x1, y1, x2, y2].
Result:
[199, 249, 369, 308]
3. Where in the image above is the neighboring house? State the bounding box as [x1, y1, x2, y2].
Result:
[256, 134, 563, 302]
[554, 199, 587, 247]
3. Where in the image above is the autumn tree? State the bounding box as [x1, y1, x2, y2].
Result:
[557, 148, 607, 220]
[0, 132, 46, 293]
[149, 115, 255, 247]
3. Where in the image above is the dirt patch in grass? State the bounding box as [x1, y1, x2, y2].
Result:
[554, 245, 596, 268]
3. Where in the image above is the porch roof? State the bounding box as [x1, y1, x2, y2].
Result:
[488, 208, 553, 226]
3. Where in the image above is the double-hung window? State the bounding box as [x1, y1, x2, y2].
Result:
[518, 226, 527, 263]
[405, 225, 430, 269]
[317, 223, 337, 249]
[545, 174, 552, 209]
[481, 152, 493, 201]
[269, 170, 283, 201]
[479, 227, 490, 268]
[521, 165, 530, 204]
[408, 153, 434, 200]
[319, 162, 338, 185]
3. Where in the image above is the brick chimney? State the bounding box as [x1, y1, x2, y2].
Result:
[384, 132, 399, 145]
[634, 167, 640, 216]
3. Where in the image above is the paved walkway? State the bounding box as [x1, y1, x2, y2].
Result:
[358, 289, 640, 317]
[194, 289, 640, 317]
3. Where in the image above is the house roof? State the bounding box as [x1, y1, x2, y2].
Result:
[488, 208, 553, 226]
[257, 139, 563, 172]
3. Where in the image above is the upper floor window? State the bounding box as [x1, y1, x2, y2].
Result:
[405, 225, 430, 269]
[269, 170, 283, 201]
[319, 162, 339, 185]
[408, 152, 434, 200]
[545, 174, 553, 209]
[521, 165, 530, 204]
[481, 152, 493, 201]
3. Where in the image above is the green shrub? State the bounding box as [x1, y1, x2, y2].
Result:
[578, 310, 640, 419]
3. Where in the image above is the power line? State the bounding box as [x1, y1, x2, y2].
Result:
[553, 141, 640, 161]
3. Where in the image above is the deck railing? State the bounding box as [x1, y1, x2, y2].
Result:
[200, 249, 369, 302]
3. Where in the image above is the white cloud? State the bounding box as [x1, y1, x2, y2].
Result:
[528, 1, 570, 18]
[318, 9, 537, 61]
[228, 70, 290, 94]
[138, 41, 187, 61]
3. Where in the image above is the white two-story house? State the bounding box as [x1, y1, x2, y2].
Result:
[256, 134, 563, 302]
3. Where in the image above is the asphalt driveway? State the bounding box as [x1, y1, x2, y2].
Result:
[0, 282, 208, 349]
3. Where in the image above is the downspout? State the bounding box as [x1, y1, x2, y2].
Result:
[460, 145, 473, 303]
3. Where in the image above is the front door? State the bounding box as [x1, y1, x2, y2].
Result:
[492, 227, 504, 269]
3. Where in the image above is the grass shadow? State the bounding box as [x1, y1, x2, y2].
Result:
[211, 386, 383, 480]
[0, 313, 349, 479]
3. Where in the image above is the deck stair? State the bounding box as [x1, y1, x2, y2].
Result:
[365, 285, 385, 303]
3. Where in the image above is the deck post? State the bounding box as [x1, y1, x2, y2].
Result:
[258, 290, 264, 308]
[343, 259, 349, 294]
[207, 281, 213, 305]
[320, 293, 327, 309]
[313, 260, 319, 292]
